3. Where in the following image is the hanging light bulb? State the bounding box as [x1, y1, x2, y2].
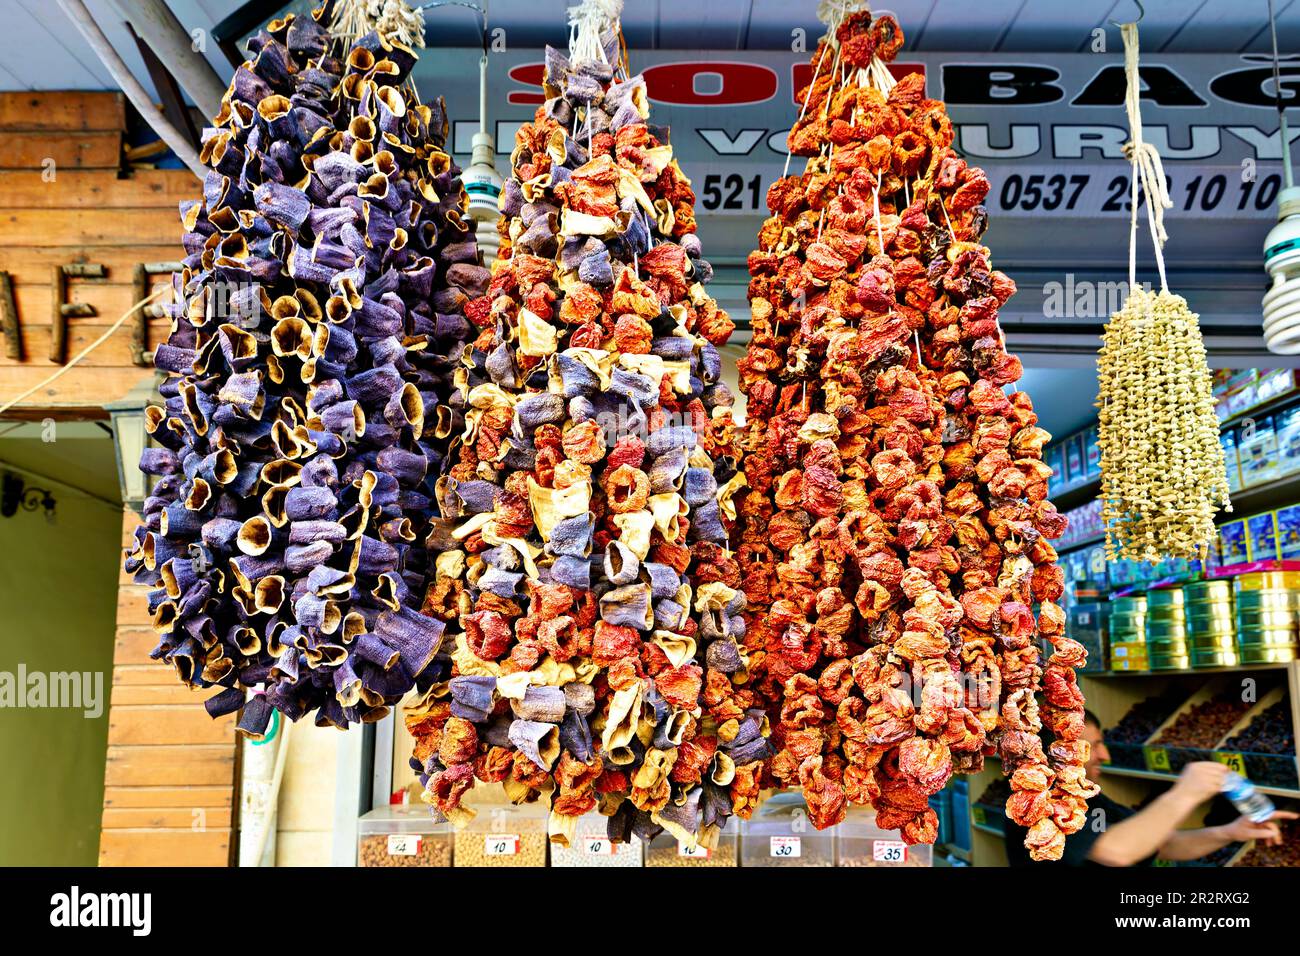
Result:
[463, 51, 503, 265]
[1261, 0, 1300, 353]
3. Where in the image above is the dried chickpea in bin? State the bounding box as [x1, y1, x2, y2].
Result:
[453, 803, 548, 868]
[356, 806, 453, 868]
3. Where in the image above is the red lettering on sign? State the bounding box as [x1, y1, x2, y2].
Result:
[508, 63, 546, 105]
[791, 61, 925, 105]
[642, 62, 779, 106]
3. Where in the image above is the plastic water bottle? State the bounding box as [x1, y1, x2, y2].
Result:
[1221, 771, 1275, 823]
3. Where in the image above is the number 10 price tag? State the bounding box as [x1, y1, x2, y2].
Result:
[485, 834, 519, 856]
[583, 838, 614, 856]
[678, 841, 711, 859]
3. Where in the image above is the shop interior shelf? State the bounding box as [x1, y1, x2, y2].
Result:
[1082, 662, 1295, 678]
[1218, 471, 1300, 523]
[1100, 764, 1300, 798]
[1052, 478, 1101, 513]
[972, 821, 1005, 838]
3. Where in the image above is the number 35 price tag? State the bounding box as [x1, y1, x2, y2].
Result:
[770, 836, 802, 858]
[873, 840, 907, 864]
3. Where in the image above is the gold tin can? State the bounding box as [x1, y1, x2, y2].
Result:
[1234, 627, 1299, 647]
[1186, 580, 1232, 601]
[1111, 596, 1148, 612]
[1147, 606, 1186, 622]
[1187, 633, 1238, 651]
[1147, 589, 1185, 608]
[1184, 605, 1236, 629]
[1234, 607, 1299, 630]
[1234, 571, 1300, 591]
[1237, 645, 1300, 664]
[1149, 654, 1190, 671]
[1232, 590, 1299, 610]
[1190, 648, 1241, 668]
[1109, 655, 1150, 671]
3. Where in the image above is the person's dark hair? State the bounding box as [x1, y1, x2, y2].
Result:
[1083, 708, 1102, 730]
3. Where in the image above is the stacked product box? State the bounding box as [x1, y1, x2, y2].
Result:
[1277, 404, 1300, 476]
[1238, 416, 1280, 487]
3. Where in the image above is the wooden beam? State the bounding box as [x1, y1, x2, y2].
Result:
[127, 23, 200, 152]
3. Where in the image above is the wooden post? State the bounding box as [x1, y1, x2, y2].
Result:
[0, 271, 18, 361]
[50, 262, 105, 364]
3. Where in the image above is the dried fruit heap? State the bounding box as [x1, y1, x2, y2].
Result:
[125, 5, 484, 732]
[407, 20, 769, 848]
[736, 10, 1096, 860]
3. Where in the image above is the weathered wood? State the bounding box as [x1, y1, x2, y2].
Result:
[50, 263, 64, 363]
[1, 317, 172, 369]
[0, 131, 122, 170]
[0, 209, 180, 246]
[98, 827, 230, 866]
[102, 806, 232, 829]
[112, 665, 175, 687]
[103, 785, 232, 809]
[0, 245, 182, 276]
[108, 705, 236, 746]
[0, 170, 195, 209]
[103, 744, 235, 787]
[109, 684, 207, 707]
[0, 91, 125, 131]
[0, 366, 158, 409]
[0, 271, 17, 360]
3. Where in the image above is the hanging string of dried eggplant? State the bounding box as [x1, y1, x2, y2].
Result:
[124, 1, 484, 733]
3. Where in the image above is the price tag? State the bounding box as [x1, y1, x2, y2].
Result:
[770, 836, 802, 858]
[484, 834, 519, 856]
[678, 842, 711, 859]
[873, 840, 907, 864]
[1213, 752, 1248, 776]
[1143, 746, 1172, 773]
[971, 806, 988, 826]
[583, 837, 615, 856]
[386, 834, 421, 856]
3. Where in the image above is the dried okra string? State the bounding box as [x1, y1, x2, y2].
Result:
[407, 6, 770, 851]
[735, 9, 1095, 861]
[1096, 288, 1229, 561]
[124, 4, 483, 731]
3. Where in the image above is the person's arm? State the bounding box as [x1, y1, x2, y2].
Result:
[1087, 762, 1228, 867]
[1156, 811, 1298, 862]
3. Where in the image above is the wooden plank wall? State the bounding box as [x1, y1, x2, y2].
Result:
[102, 511, 238, 866]
[0, 91, 196, 411]
[0, 92, 236, 864]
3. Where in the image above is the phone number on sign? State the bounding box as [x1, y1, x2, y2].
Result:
[987, 168, 1280, 218]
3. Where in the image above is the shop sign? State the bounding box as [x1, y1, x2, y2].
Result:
[417, 50, 1297, 220]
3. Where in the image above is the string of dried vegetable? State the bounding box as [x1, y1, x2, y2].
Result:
[124, 1, 484, 732]
[735, 5, 1096, 860]
[1096, 23, 1230, 563]
[405, 0, 770, 850]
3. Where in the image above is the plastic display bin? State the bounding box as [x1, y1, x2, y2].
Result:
[453, 802, 549, 867]
[948, 779, 971, 851]
[928, 790, 952, 847]
[549, 812, 643, 867]
[356, 805, 453, 867]
[739, 792, 834, 867]
[645, 819, 738, 867]
[837, 806, 933, 867]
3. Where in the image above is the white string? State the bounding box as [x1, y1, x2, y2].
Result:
[1120, 22, 1171, 293]
[567, 0, 621, 65]
[0, 288, 164, 417]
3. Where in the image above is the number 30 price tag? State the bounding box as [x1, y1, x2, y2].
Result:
[873, 840, 907, 864]
[770, 836, 802, 858]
